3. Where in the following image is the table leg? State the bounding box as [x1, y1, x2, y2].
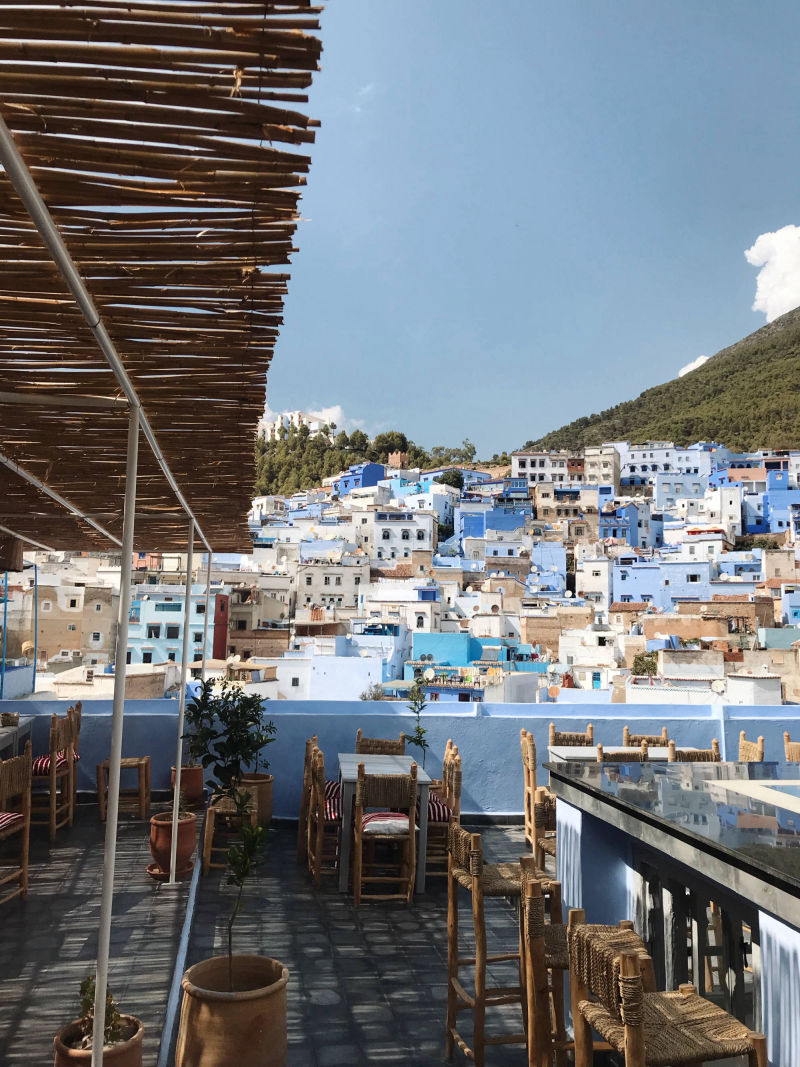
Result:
[338, 780, 355, 893]
[416, 782, 429, 894]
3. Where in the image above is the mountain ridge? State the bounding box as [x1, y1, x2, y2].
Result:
[526, 305, 800, 452]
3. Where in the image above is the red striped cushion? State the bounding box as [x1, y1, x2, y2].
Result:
[31, 753, 69, 776]
[425, 794, 453, 823]
[0, 811, 23, 833]
[324, 779, 341, 801]
[362, 812, 409, 835]
[324, 792, 342, 821]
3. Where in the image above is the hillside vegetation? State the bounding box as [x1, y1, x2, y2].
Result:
[527, 306, 800, 451]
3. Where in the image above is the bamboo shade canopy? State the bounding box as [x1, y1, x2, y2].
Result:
[0, 1, 322, 551]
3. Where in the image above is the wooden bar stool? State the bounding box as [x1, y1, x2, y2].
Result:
[520, 730, 538, 849]
[97, 756, 151, 820]
[0, 741, 32, 905]
[202, 792, 258, 874]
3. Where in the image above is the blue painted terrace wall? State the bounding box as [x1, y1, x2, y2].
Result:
[7, 699, 800, 822]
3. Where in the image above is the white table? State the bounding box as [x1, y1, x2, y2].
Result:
[337, 753, 431, 894]
[0, 715, 33, 758]
[548, 745, 674, 762]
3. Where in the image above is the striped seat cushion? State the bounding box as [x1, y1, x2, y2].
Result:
[0, 811, 23, 833]
[362, 812, 410, 835]
[421, 793, 453, 823]
[31, 753, 69, 776]
[324, 791, 342, 821]
[324, 779, 341, 801]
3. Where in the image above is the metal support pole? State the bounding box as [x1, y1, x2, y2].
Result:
[32, 563, 38, 694]
[200, 554, 212, 682]
[1, 569, 7, 700]
[168, 521, 194, 885]
[92, 406, 139, 1067]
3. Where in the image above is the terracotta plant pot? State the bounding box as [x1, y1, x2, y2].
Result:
[240, 772, 273, 827]
[176, 955, 288, 1067]
[171, 764, 205, 808]
[148, 811, 196, 878]
[53, 1014, 143, 1066]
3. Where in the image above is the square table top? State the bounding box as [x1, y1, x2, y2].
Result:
[338, 752, 432, 784]
[549, 745, 673, 762]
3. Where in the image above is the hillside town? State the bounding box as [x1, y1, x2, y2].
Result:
[6, 422, 800, 710]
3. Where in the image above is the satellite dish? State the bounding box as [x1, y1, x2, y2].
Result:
[551, 565, 559, 573]
[711, 679, 725, 694]
[564, 590, 573, 598]
[531, 565, 538, 573]
[546, 663, 557, 675]
[424, 667, 435, 681]
[466, 585, 473, 593]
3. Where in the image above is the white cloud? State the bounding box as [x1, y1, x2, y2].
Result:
[678, 354, 710, 377]
[745, 224, 800, 322]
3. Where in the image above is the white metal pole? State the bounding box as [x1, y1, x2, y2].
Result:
[167, 521, 194, 884]
[92, 406, 139, 1067]
[200, 553, 212, 683]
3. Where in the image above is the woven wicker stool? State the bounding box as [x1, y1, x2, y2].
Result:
[533, 787, 557, 872]
[96, 756, 150, 820]
[202, 792, 258, 875]
[521, 868, 571, 1067]
[568, 909, 767, 1067]
[446, 828, 557, 1065]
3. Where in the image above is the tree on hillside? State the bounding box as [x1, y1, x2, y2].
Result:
[435, 469, 464, 489]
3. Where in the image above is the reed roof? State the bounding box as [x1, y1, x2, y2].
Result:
[0, 1, 322, 551]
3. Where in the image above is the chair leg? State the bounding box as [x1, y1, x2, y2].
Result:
[406, 831, 416, 904]
[472, 889, 487, 1067]
[569, 910, 593, 1067]
[49, 770, 57, 841]
[445, 869, 458, 1059]
[21, 824, 30, 898]
[748, 1033, 767, 1067]
[353, 831, 362, 908]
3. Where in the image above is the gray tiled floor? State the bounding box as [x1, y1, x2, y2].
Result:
[0, 801, 192, 1066]
[182, 824, 561, 1066]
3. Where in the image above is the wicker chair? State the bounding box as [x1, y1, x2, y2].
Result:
[597, 741, 649, 763]
[533, 786, 557, 872]
[307, 746, 341, 887]
[668, 739, 720, 763]
[0, 741, 31, 905]
[69, 701, 82, 811]
[423, 739, 462, 877]
[549, 722, 593, 748]
[568, 909, 767, 1067]
[623, 724, 668, 747]
[352, 760, 417, 906]
[738, 731, 764, 762]
[784, 731, 800, 761]
[521, 730, 538, 849]
[296, 733, 319, 861]
[355, 727, 406, 755]
[30, 712, 76, 840]
[521, 868, 571, 1067]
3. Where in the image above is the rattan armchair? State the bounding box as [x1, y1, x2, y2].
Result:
[568, 909, 766, 1067]
[423, 739, 462, 877]
[352, 760, 417, 906]
[296, 733, 319, 861]
[0, 741, 31, 905]
[623, 724, 668, 747]
[785, 731, 800, 761]
[549, 722, 593, 748]
[31, 712, 76, 840]
[307, 746, 341, 887]
[521, 729, 538, 849]
[667, 738, 720, 762]
[738, 731, 765, 762]
[354, 727, 406, 755]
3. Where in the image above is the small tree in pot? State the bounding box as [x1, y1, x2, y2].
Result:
[53, 977, 143, 1066]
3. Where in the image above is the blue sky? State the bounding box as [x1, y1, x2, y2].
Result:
[266, 1, 800, 456]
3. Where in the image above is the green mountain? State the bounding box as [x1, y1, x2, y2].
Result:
[527, 306, 800, 452]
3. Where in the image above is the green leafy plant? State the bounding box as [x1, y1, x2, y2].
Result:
[75, 976, 127, 1049]
[360, 682, 386, 701]
[632, 651, 658, 676]
[406, 679, 429, 767]
[225, 815, 268, 992]
[184, 679, 276, 796]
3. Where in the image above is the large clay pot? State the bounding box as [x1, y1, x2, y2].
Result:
[53, 1015, 143, 1066]
[148, 811, 196, 878]
[176, 955, 288, 1067]
[171, 764, 205, 808]
[240, 773, 274, 827]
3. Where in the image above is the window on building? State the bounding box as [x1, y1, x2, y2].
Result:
[416, 615, 425, 628]
[401, 530, 410, 541]
[236, 620, 247, 631]
[324, 576, 330, 586]
[95, 603, 102, 612]
[377, 550, 383, 559]
[196, 604, 205, 614]
[291, 677, 299, 687]
[354, 576, 361, 586]
[507, 549, 513, 556]
[167, 652, 176, 662]
[142, 651, 153, 664]
[67, 623, 77, 631]
[125, 650, 131, 664]
[335, 576, 342, 586]
[69, 598, 78, 608]
[41, 600, 52, 612]
[193, 632, 203, 642]
[305, 576, 312, 586]
[147, 624, 160, 639]
[687, 573, 700, 583]
[416, 529, 425, 541]
[361, 517, 368, 524]
[166, 625, 179, 639]
[620, 572, 627, 581]
[382, 529, 390, 540]
[91, 631, 101, 642]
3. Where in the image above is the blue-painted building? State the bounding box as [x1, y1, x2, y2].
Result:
[654, 471, 708, 511]
[764, 470, 800, 538]
[333, 462, 385, 497]
[127, 585, 223, 665]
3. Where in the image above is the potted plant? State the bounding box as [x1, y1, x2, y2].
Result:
[176, 773, 288, 1064]
[171, 696, 206, 808]
[186, 678, 277, 825]
[406, 678, 430, 768]
[147, 790, 196, 881]
[54, 976, 143, 1066]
